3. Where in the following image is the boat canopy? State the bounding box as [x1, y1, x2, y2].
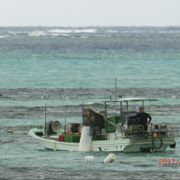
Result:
[85, 97, 157, 105]
[113, 97, 157, 102]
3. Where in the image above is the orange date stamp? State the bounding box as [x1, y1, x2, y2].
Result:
[159, 158, 180, 166]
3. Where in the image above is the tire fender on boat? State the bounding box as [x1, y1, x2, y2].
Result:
[152, 136, 163, 150]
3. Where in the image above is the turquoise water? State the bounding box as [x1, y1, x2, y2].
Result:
[1, 54, 180, 89]
[0, 26, 180, 179]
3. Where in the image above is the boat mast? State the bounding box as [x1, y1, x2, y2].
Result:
[64, 106, 67, 134]
[115, 78, 117, 101]
[44, 105, 47, 138]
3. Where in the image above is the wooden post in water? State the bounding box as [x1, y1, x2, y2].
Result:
[115, 78, 117, 101]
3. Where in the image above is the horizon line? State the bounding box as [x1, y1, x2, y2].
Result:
[0, 25, 180, 28]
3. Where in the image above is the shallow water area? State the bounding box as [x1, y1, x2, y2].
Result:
[1, 123, 180, 179]
[0, 26, 180, 179]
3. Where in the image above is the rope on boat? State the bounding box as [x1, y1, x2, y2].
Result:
[104, 117, 118, 127]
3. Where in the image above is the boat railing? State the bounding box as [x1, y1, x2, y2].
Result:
[168, 126, 180, 138]
[93, 133, 107, 141]
[125, 125, 145, 137]
[125, 123, 178, 138]
[151, 123, 180, 138]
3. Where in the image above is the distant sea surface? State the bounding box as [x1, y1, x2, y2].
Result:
[0, 26, 180, 179]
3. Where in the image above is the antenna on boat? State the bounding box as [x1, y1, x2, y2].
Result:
[44, 105, 47, 138]
[115, 78, 117, 101]
[64, 106, 67, 134]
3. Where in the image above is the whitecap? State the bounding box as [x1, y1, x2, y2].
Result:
[48, 28, 97, 34]
[0, 35, 8, 39]
[28, 31, 46, 37]
[106, 30, 118, 33]
[73, 29, 96, 33]
[158, 30, 180, 34]
[48, 29, 72, 34]
[50, 33, 70, 37]
[122, 30, 144, 34]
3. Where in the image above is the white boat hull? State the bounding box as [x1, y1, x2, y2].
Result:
[29, 128, 175, 152]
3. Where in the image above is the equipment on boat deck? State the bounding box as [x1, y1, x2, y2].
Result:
[46, 121, 61, 135]
[29, 97, 179, 153]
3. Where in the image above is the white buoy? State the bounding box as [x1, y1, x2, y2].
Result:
[103, 153, 116, 163]
[79, 126, 92, 152]
[84, 156, 95, 162]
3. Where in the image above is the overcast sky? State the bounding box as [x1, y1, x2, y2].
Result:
[0, 0, 179, 26]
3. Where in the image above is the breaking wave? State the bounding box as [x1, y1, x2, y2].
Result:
[0, 26, 180, 38]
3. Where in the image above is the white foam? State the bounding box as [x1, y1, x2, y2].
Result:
[28, 31, 46, 37]
[122, 30, 144, 34]
[106, 30, 118, 33]
[73, 29, 96, 33]
[157, 30, 180, 34]
[0, 35, 8, 39]
[48, 28, 97, 34]
[48, 29, 72, 34]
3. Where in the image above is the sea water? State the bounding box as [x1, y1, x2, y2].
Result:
[0, 26, 180, 179]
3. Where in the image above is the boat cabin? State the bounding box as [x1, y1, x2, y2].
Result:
[81, 98, 157, 140]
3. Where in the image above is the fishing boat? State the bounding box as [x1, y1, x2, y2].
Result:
[29, 97, 177, 153]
